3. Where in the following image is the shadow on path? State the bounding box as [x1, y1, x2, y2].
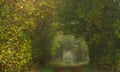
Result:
[54, 65, 82, 72]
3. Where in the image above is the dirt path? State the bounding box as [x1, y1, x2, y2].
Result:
[54, 65, 82, 72]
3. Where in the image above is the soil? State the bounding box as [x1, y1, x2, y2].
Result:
[54, 65, 82, 72]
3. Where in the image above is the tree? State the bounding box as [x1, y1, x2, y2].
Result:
[32, 0, 56, 66]
[57, 0, 120, 71]
[53, 32, 89, 62]
[54, 32, 76, 60]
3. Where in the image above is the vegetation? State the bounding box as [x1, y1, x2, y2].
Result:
[0, 0, 34, 71]
[0, 0, 120, 72]
[31, 0, 56, 66]
[0, 0, 56, 71]
[57, 0, 120, 71]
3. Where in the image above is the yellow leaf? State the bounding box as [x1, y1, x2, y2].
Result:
[22, 0, 26, 2]
[20, 6, 24, 9]
[14, 16, 18, 20]
[2, 50, 5, 53]
[0, 55, 2, 58]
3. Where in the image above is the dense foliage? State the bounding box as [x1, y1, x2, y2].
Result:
[0, 0, 56, 71]
[0, 0, 120, 72]
[0, 0, 36, 71]
[53, 32, 88, 62]
[31, 0, 56, 66]
[57, 0, 120, 71]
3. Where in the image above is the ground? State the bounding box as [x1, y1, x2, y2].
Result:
[54, 65, 82, 72]
[26, 62, 105, 72]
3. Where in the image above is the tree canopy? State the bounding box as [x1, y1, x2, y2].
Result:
[57, 0, 120, 71]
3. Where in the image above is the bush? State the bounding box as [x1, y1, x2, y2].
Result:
[0, 0, 35, 71]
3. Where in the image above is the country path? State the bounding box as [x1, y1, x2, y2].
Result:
[54, 65, 83, 72]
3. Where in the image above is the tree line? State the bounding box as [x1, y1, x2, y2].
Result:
[0, 0, 120, 72]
